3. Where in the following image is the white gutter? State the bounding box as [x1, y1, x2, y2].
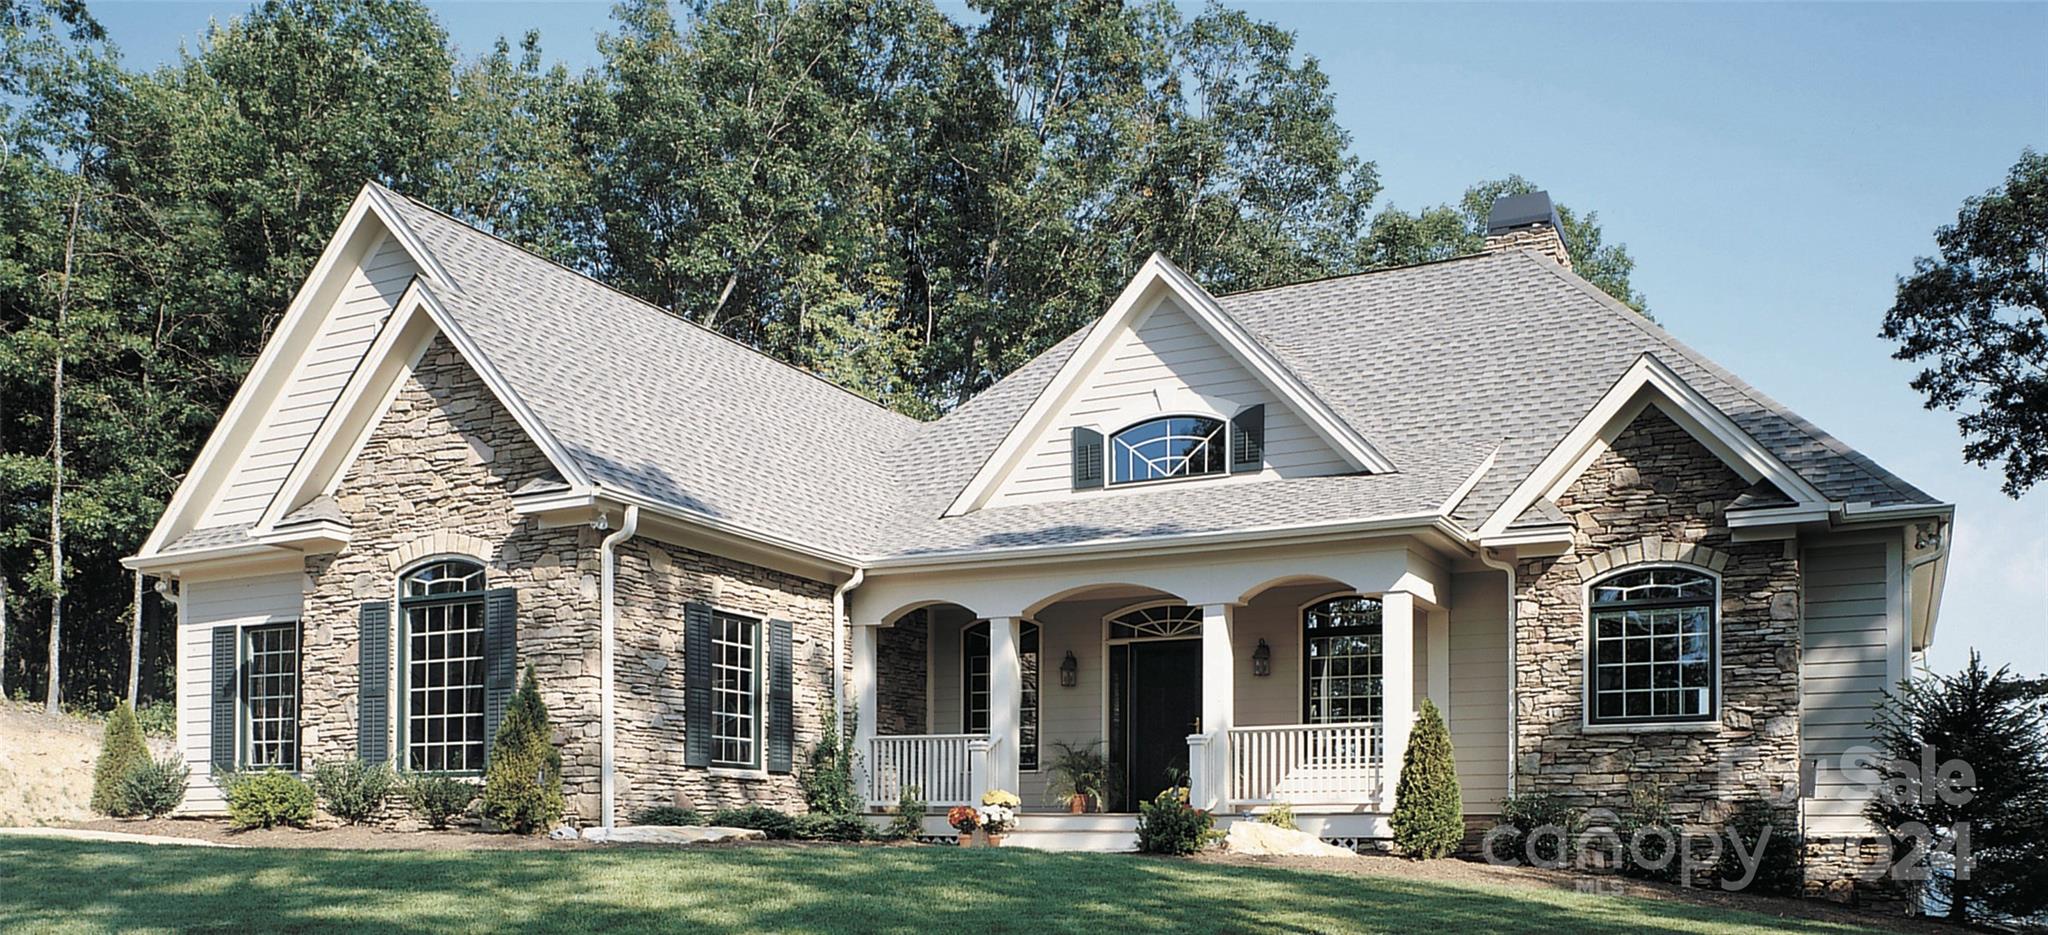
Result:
[1477, 547, 1519, 798]
[1906, 518, 1951, 650]
[597, 504, 639, 831]
[831, 568, 865, 721]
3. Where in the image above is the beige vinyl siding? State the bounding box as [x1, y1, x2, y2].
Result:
[200, 235, 418, 527]
[1800, 542, 1897, 837]
[176, 572, 305, 814]
[990, 299, 1349, 507]
[1447, 571, 1509, 811]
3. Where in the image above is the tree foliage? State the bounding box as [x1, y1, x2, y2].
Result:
[1880, 149, 2047, 497]
[1390, 699, 1463, 859]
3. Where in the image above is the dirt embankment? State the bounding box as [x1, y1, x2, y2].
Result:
[0, 702, 172, 827]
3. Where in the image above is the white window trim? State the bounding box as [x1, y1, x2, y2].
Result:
[239, 618, 303, 772]
[1579, 562, 1724, 730]
[709, 609, 766, 771]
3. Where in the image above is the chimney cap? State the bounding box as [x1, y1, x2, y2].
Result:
[1486, 191, 1562, 235]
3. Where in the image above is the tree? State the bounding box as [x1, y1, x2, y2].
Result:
[1390, 699, 1463, 859]
[90, 701, 149, 815]
[1867, 652, 2048, 924]
[1880, 150, 2047, 498]
[479, 665, 564, 834]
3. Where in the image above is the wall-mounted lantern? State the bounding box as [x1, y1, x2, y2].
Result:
[1251, 639, 1272, 677]
[1059, 650, 1079, 688]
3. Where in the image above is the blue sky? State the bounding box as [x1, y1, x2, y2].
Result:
[93, 1, 2047, 674]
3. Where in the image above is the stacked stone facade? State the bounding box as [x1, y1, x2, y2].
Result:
[299, 337, 837, 823]
[1514, 406, 1803, 828]
[1484, 224, 1575, 271]
[874, 611, 929, 735]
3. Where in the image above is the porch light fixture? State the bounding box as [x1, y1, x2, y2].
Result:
[1251, 639, 1272, 677]
[1059, 651, 1078, 688]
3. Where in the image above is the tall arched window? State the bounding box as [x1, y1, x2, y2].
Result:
[1587, 567, 1717, 724]
[963, 620, 1040, 771]
[401, 558, 488, 771]
[1111, 416, 1226, 485]
[1302, 596, 1383, 725]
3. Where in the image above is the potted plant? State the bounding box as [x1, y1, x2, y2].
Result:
[1046, 740, 1116, 814]
[946, 805, 979, 846]
[978, 789, 1020, 846]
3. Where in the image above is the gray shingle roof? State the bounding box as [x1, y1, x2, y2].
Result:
[163, 523, 255, 555]
[366, 186, 1937, 564]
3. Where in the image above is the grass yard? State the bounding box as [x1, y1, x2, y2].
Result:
[0, 838, 1889, 934]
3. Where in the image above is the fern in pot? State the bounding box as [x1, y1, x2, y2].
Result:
[1047, 741, 1117, 814]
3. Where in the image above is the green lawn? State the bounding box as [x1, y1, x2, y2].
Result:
[0, 838, 1878, 934]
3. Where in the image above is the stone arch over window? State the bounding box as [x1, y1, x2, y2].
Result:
[388, 531, 497, 571]
[1574, 536, 1728, 582]
[1584, 565, 1719, 726]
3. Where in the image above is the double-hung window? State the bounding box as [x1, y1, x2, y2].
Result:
[711, 611, 762, 769]
[1587, 567, 1717, 724]
[963, 620, 1040, 771]
[243, 623, 301, 770]
[1301, 596, 1384, 727]
[401, 559, 488, 772]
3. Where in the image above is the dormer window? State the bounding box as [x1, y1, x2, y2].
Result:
[1111, 416, 1226, 485]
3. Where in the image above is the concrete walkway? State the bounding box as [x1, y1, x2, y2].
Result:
[0, 827, 244, 848]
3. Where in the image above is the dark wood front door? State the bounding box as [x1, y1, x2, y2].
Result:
[1112, 639, 1203, 810]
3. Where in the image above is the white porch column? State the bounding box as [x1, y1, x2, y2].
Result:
[986, 616, 1024, 796]
[1427, 607, 1450, 714]
[1380, 591, 1417, 812]
[1194, 603, 1236, 812]
[850, 623, 879, 804]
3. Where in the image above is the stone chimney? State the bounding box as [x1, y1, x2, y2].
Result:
[1484, 191, 1573, 272]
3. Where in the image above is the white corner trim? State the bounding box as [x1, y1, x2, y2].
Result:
[1440, 442, 1501, 520]
[1477, 353, 1831, 538]
[941, 254, 1394, 517]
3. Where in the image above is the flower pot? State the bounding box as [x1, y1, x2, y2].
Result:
[956, 832, 973, 847]
[1067, 797, 1086, 815]
[986, 833, 1005, 847]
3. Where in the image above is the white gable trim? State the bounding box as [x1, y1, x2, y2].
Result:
[135, 184, 454, 560]
[943, 254, 1394, 517]
[1476, 354, 1832, 538]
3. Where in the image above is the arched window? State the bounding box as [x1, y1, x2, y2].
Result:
[1302, 596, 1383, 725]
[400, 558, 488, 771]
[1588, 567, 1717, 725]
[1111, 416, 1226, 485]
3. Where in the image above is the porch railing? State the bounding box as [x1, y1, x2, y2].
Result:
[865, 734, 984, 808]
[1227, 721, 1382, 807]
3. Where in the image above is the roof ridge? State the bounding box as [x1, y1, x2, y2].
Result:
[1213, 249, 1502, 302]
[368, 181, 921, 428]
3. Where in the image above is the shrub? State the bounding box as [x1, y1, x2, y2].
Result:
[134, 700, 177, 739]
[91, 703, 151, 816]
[1135, 789, 1216, 855]
[1719, 798, 1802, 896]
[1618, 782, 1682, 883]
[792, 811, 870, 842]
[1487, 792, 1584, 867]
[630, 806, 703, 827]
[881, 785, 925, 841]
[311, 760, 396, 824]
[801, 709, 860, 818]
[222, 770, 315, 829]
[479, 666, 564, 834]
[403, 773, 479, 830]
[1258, 801, 1297, 831]
[710, 805, 797, 840]
[1391, 700, 1464, 859]
[119, 756, 189, 818]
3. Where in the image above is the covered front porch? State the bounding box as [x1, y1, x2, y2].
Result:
[847, 539, 1480, 846]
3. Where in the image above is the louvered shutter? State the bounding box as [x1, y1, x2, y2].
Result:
[1229, 404, 1266, 473]
[357, 601, 390, 765]
[684, 602, 713, 768]
[483, 588, 518, 761]
[766, 619, 794, 774]
[1072, 426, 1105, 490]
[210, 626, 237, 770]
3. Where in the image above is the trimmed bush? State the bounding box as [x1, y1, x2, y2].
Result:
[1487, 792, 1584, 867]
[1135, 789, 1216, 855]
[710, 806, 797, 840]
[479, 666, 564, 834]
[119, 756, 189, 818]
[1720, 798, 1802, 895]
[222, 770, 315, 829]
[792, 811, 869, 842]
[1391, 700, 1464, 859]
[630, 806, 703, 827]
[403, 774, 478, 830]
[881, 786, 925, 841]
[91, 703, 151, 816]
[311, 760, 396, 824]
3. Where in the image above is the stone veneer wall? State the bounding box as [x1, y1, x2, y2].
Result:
[1514, 406, 1803, 831]
[874, 611, 929, 735]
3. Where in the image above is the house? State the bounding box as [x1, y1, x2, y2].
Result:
[127, 184, 1949, 891]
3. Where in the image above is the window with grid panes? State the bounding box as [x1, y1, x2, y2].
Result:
[401, 560, 488, 772]
[243, 623, 300, 769]
[963, 621, 1040, 771]
[1587, 567, 1716, 724]
[712, 612, 760, 768]
[1302, 596, 1383, 725]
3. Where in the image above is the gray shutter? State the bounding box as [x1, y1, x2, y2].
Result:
[1072, 426, 1105, 489]
[210, 626, 237, 770]
[357, 601, 391, 765]
[766, 619, 794, 774]
[1229, 404, 1265, 473]
[483, 587, 518, 760]
[684, 602, 713, 768]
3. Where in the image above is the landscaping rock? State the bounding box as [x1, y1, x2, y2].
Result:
[581, 825, 767, 845]
[1223, 822, 1356, 858]
[548, 825, 579, 841]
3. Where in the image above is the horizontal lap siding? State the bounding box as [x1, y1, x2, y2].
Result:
[201, 236, 417, 526]
[1800, 542, 1895, 838]
[1448, 572, 1508, 811]
[992, 300, 1348, 507]
[177, 572, 306, 814]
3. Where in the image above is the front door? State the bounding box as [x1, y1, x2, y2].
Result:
[1114, 639, 1203, 810]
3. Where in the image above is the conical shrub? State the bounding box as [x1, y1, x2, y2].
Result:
[91, 703, 151, 816]
[479, 665, 563, 834]
[1391, 699, 1464, 859]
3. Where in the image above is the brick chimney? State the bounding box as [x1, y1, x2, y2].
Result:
[1484, 191, 1573, 272]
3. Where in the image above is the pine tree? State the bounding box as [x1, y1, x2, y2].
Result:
[1391, 699, 1464, 859]
[90, 702, 150, 816]
[479, 665, 563, 834]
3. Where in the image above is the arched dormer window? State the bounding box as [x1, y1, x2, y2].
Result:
[1587, 566, 1717, 725]
[400, 558, 488, 771]
[1111, 415, 1226, 485]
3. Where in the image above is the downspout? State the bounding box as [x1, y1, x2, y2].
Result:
[1477, 547, 1518, 798]
[831, 568, 865, 722]
[152, 576, 182, 610]
[598, 504, 639, 831]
